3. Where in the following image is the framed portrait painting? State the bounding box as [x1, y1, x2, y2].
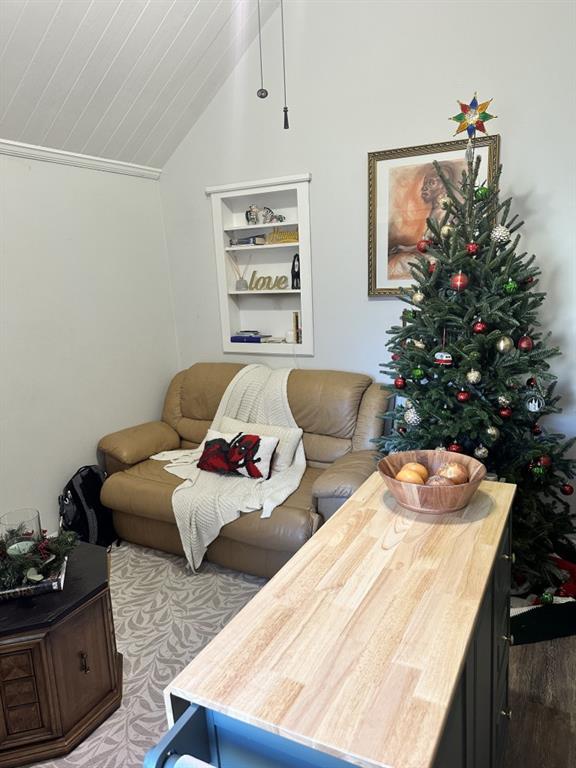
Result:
[368, 135, 500, 296]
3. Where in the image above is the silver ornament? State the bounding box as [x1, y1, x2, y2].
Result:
[498, 395, 511, 407]
[486, 426, 500, 440]
[439, 196, 451, 209]
[474, 445, 489, 459]
[526, 394, 545, 413]
[441, 224, 454, 239]
[412, 291, 425, 304]
[435, 446, 446, 451]
[491, 224, 511, 245]
[404, 407, 421, 426]
[466, 368, 482, 384]
[496, 335, 514, 354]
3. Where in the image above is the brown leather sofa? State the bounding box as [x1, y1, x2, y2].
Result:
[99, 363, 388, 578]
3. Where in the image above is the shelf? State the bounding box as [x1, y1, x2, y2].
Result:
[224, 222, 297, 233]
[228, 289, 301, 295]
[225, 341, 311, 356]
[225, 242, 299, 252]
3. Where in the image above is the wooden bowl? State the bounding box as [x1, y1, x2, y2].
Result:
[377, 450, 487, 514]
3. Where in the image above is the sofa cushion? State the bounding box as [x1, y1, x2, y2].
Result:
[102, 459, 324, 553]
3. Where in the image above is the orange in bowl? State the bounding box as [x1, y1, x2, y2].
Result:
[395, 467, 425, 485]
[401, 462, 429, 482]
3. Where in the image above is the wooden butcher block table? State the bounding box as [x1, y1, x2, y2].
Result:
[146, 473, 516, 768]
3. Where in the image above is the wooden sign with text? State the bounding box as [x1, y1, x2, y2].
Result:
[248, 271, 289, 291]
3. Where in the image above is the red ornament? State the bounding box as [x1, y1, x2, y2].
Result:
[394, 377, 407, 390]
[391, 353, 401, 361]
[539, 455, 552, 468]
[499, 406, 513, 418]
[561, 483, 574, 496]
[531, 423, 542, 435]
[457, 390, 471, 402]
[472, 320, 488, 334]
[466, 242, 479, 255]
[526, 377, 537, 387]
[448, 443, 463, 453]
[517, 335, 534, 352]
[398, 427, 407, 435]
[558, 581, 576, 598]
[450, 272, 469, 291]
[417, 238, 431, 253]
[524, 276, 534, 285]
[428, 259, 437, 274]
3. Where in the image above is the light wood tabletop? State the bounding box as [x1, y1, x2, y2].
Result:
[166, 473, 516, 768]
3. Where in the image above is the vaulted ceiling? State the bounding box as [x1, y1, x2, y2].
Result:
[0, 0, 275, 168]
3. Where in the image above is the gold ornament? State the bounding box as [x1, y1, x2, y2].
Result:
[412, 291, 425, 304]
[496, 335, 514, 354]
[498, 395, 511, 407]
[466, 368, 482, 384]
[440, 196, 451, 209]
[441, 224, 454, 239]
[486, 426, 500, 440]
[474, 445, 489, 459]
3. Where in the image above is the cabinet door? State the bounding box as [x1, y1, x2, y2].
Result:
[49, 592, 116, 732]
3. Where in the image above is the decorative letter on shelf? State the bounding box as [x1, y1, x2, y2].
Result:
[248, 271, 289, 291]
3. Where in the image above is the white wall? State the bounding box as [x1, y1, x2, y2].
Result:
[0, 155, 178, 531]
[160, 0, 575, 469]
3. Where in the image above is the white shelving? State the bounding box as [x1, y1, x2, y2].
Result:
[206, 174, 313, 356]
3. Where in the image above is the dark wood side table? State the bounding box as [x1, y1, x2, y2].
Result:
[0, 543, 122, 767]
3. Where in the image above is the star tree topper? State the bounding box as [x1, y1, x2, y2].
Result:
[451, 93, 496, 137]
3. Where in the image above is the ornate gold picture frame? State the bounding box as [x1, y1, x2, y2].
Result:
[368, 135, 500, 296]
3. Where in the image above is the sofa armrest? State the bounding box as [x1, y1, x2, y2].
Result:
[312, 450, 379, 520]
[98, 421, 180, 473]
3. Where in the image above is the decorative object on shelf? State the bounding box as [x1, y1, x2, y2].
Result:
[466, 368, 482, 384]
[230, 253, 251, 291]
[496, 335, 514, 353]
[0, 509, 77, 596]
[450, 93, 496, 138]
[245, 204, 260, 224]
[292, 310, 302, 344]
[259, 206, 286, 224]
[291, 253, 301, 289]
[229, 235, 266, 246]
[491, 224, 511, 245]
[266, 228, 298, 243]
[472, 319, 488, 333]
[248, 271, 289, 291]
[517, 334, 534, 352]
[368, 135, 499, 295]
[450, 271, 469, 291]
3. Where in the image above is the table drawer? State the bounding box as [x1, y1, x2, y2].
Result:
[144, 703, 350, 768]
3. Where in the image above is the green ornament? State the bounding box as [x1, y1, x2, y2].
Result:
[475, 186, 490, 201]
[504, 279, 519, 295]
[539, 592, 554, 605]
[531, 465, 546, 478]
[411, 367, 425, 380]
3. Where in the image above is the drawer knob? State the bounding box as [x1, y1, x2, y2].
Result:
[501, 634, 514, 645]
[80, 652, 90, 674]
[501, 552, 516, 563]
[500, 708, 512, 720]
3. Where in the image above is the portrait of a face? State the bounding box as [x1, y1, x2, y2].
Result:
[387, 160, 464, 280]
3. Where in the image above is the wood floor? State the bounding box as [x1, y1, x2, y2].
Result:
[504, 635, 576, 768]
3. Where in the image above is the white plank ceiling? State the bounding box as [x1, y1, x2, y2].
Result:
[0, 0, 276, 168]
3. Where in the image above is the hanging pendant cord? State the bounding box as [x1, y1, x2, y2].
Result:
[280, 0, 289, 128]
[257, 0, 264, 90]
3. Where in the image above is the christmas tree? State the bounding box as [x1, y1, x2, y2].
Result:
[378, 96, 575, 590]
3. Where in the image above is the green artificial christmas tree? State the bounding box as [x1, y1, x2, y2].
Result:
[378, 96, 575, 591]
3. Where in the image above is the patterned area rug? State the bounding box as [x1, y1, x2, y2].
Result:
[34, 543, 265, 768]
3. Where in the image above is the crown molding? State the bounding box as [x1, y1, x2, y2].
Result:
[0, 139, 161, 180]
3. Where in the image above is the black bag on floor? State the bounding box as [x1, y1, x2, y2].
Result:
[58, 465, 117, 546]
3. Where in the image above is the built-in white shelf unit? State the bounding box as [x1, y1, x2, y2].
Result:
[206, 174, 313, 356]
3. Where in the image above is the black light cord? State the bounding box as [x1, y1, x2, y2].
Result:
[280, 0, 289, 128]
[256, 0, 268, 98]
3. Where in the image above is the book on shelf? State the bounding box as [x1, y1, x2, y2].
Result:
[229, 236, 266, 246]
[292, 311, 302, 344]
[231, 335, 261, 343]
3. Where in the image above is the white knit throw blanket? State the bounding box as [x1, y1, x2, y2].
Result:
[151, 365, 305, 572]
